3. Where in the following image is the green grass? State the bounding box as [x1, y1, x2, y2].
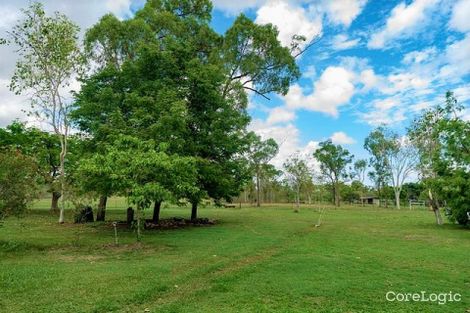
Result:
[0, 201, 469, 313]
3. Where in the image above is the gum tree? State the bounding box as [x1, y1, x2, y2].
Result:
[313, 140, 353, 207]
[7, 2, 84, 223]
[283, 156, 311, 212]
[246, 134, 279, 207]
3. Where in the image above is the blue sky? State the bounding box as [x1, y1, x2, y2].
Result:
[0, 0, 469, 168]
[209, 0, 470, 167]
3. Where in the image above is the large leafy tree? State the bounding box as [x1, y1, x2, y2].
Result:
[72, 0, 301, 220]
[6, 2, 84, 223]
[313, 140, 353, 207]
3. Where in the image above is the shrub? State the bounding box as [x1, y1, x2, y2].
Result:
[0, 150, 40, 219]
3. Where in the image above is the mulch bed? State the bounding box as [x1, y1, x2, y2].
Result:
[109, 217, 216, 230]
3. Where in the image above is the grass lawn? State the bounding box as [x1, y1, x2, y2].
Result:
[0, 201, 469, 312]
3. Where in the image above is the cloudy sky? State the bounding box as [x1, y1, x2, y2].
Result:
[0, 0, 469, 168]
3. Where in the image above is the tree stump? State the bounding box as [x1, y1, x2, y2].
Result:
[127, 207, 135, 226]
[74, 206, 94, 223]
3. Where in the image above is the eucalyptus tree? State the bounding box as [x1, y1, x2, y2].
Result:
[283, 156, 311, 212]
[313, 140, 353, 207]
[364, 127, 393, 207]
[409, 91, 470, 225]
[7, 2, 84, 223]
[352, 159, 367, 205]
[246, 134, 279, 207]
[386, 136, 418, 210]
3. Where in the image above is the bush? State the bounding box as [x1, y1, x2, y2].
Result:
[0, 150, 40, 219]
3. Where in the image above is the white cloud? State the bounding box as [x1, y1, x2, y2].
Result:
[0, 79, 30, 127]
[0, 6, 20, 30]
[359, 69, 380, 90]
[330, 131, 356, 144]
[386, 73, 430, 93]
[403, 47, 437, 64]
[410, 101, 432, 112]
[320, 0, 368, 27]
[331, 34, 360, 50]
[449, 0, 470, 32]
[453, 83, 470, 103]
[106, 0, 132, 17]
[249, 118, 320, 170]
[374, 98, 399, 111]
[266, 106, 296, 125]
[439, 34, 470, 80]
[255, 1, 322, 48]
[249, 119, 303, 168]
[284, 66, 356, 117]
[368, 0, 439, 49]
[359, 108, 406, 126]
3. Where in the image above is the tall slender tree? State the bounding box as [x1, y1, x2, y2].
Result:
[7, 2, 84, 223]
[283, 156, 311, 212]
[246, 134, 279, 207]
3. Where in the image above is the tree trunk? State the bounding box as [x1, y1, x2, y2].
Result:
[152, 200, 162, 224]
[428, 189, 443, 225]
[191, 202, 198, 221]
[256, 171, 261, 207]
[394, 190, 401, 210]
[136, 207, 141, 242]
[294, 185, 300, 213]
[96, 195, 107, 221]
[50, 191, 61, 212]
[334, 182, 340, 207]
[58, 134, 67, 224]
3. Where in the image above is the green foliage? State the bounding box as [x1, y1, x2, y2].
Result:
[221, 14, 300, 99]
[7, 2, 85, 223]
[72, 0, 300, 215]
[313, 140, 353, 206]
[364, 127, 395, 204]
[0, 150, 40, 219]
[76, 136, 199, 208]
[409, 91, 470, 225]
[0, 121, 61, 193]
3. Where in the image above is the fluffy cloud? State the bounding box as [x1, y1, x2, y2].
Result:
[330, 131, 356, 144]
[331, 34, 360, 50]
[449, 0, 470, 32]
[359, 107, 406, 126]
[106, 0, 133, 18]
[368, 0, 439, 49]
[266, 106, 296, 125]
[359, 69, 380, 90]
[249, 119, 317, 168]
[439, 34, 470, 80]
[255, 1, 322, 48]
[284, 66, 356, 117]
[403, 47, 437, 64]
[320, 0, 368, 27]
